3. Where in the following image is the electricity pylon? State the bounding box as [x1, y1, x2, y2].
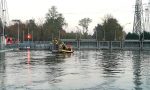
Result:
[133, 0, 144, 36]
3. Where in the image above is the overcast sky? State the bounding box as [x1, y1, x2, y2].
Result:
[6, 0, 149, 34]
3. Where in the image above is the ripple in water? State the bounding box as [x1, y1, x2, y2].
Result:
[0, 50, 150, 90]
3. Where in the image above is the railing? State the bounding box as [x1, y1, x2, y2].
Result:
[3, 40, 150, 50]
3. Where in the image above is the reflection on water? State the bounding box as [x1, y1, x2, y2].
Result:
[132, 51, 143, 90]
[101, 50, 124, 77]
[0, 52, 5, 90]
[27, 49, 31, 64]
[0, 50, 150, 90]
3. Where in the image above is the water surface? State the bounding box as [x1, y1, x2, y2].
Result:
[0, 50, 150, 90]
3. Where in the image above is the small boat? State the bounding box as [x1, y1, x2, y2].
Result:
[52, 48, 74, 53]
[52, 43, 74, 53]
[61, 49, 74, 53]
[51, 39, 74, 53]
[52, 47, 74, 53]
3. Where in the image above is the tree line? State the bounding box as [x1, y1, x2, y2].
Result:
[1, 6, 150, 42]
[126, 31, 150, 40]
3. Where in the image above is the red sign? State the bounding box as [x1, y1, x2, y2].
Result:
[6, 37, 13, 44]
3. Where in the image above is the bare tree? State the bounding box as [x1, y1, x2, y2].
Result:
[79, 18, 92, 38]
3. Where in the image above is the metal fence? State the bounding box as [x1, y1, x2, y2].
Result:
[2, 39, 150, 50]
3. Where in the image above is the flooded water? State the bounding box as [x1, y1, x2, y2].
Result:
[0, 50, 150, 90]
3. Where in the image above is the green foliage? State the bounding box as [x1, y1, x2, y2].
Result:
[142, 31, 150, 40]
[93, 24, 104, 40]
[125, 32, 139, 40]
[28, 19, 40, 41]
[93, 15, 123, 41]
[63, 31, 76, 39]
[6, 20, 44, 41]
[126, 31, 150, 40]
[8, 8, 149, 41]
[44, 6, 67, 39]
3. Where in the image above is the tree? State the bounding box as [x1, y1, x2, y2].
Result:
[93, 24, 103, 40]
[6, 6, 67, 41]
[64, 31, 76, 39]
[36, 18, 45, 41]
[142, 31, 150, 40]
[0, 18, 3, 35]
[103, 15, 123, 41]
[93, 15, 123, 41]
[7, 21, 27, 41]
[44, 6, 67, 40]
[125, 31, 150, 40]
[125, 32, 139, 40]
[28, 19, 38, 41]
[79, 18, 92, 38]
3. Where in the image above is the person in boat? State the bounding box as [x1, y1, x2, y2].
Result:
[67, 47, 71, 51]
[66, 42, 72, 51]
[52, 38, 73, 52]
[52, 38, 59, 50]
[59, 42, 70, 51]
[62, 44, 66, 50]
[61, 42, 69, 50]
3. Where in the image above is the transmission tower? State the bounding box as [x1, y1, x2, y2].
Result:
[133, 0, 144, 35]
[145, 8, 149, 32]
[0, 0, 8, 36]
[145, 0, 150, 32]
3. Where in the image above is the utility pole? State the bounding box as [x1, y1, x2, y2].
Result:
[96, 29, 97, 40]
[145, 0, 150, 32]
[76, 26, 81, 40]
[1, 0, 7, 49]
[103, 28, 105, 41]
[59, 30, 60, 40]
[114, 29, 116, 41]
[23, 31, 24, 43]
[32, 31, 33, 42]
